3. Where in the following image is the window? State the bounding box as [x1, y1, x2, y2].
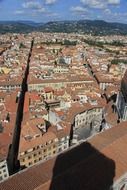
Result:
[59, 148, 62, 152]
[0, 165, 5, 169]
[22, 158, 25, 162]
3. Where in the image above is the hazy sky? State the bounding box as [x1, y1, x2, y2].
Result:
[0, 0, 127, 23]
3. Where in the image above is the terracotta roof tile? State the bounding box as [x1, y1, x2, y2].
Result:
[1, 122, 127, 190]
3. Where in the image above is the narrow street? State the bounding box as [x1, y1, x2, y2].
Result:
[7, 39, 34, 175]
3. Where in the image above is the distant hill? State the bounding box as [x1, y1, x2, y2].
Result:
[15, 21, 44, 27]
[39, 20, 127, 35]
[0, 22, 35, 34]
[0, 20, 127, 35]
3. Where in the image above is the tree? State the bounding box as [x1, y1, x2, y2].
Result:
[19, 43, 26, 49]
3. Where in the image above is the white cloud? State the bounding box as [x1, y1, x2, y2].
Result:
[22, 1, 46, 13]
[108, 0, 120, 5]
[71, 6, 88, 13]
[22, 1, 42, 10]
[101, 9, 127, 23]
[46, 12, 59, 17]
[104, 8, 111, 14]
[80, 0, 106, 9]
[80, 0, 120, 9]
[113, 12, 127, 17]
[37, 7, 46, 13]
[45, 0, 57, 5]
[14, 10, 24, 15]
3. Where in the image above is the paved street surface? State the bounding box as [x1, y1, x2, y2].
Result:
[75, 125, 99, 141]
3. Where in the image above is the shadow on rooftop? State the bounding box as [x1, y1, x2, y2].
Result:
[49, 142, 115, 190]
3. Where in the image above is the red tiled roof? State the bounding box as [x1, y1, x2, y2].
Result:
[1, 122, 127, 190]
[5, 92, 18, 113]
[0, 133, 12, 160]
